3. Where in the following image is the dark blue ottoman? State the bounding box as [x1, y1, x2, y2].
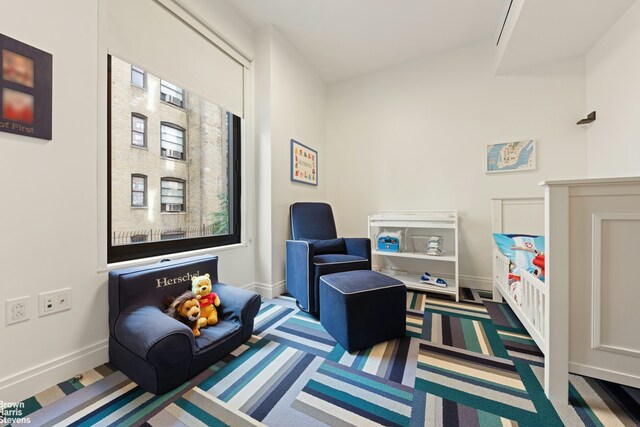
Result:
[320, 270, 406, 353]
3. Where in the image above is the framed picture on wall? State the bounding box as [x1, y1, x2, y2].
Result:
[0, 34, 52, 140]
[486, 139, 536, 173]
[291, 139, 318, 186]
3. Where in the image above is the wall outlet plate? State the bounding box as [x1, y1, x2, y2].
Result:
[38, 288, 72, 317]
[6, 296, 30, 325]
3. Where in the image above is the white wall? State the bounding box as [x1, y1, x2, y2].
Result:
[586, 1, 640, 178]
[326, 41, 588, 284]
[254, 26, 327, 291]
[0, 0, 257, 402]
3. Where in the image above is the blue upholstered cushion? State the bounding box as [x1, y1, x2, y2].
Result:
[290, 202, 338, 240]
[303, 238, 346, 255]
[313, 254, 366, 264]
[320, 270, 403, 295]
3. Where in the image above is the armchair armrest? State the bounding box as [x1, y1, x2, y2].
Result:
[113, 306, 194, 364]
[286, 240, 315, 311]
[214, 282, 261, 340]
[344, 237, 371, 260]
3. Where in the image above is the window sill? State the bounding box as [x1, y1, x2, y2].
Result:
[159, 100, 186, 111]
[131, 145, 148, 150]
[161, 156, 187, 163]
[160, 211, 187, 215]
[100, 241, 249, 273]
[131, 206, 148, 210]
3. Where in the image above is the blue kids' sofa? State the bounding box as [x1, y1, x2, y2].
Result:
[108, 255, 261, 394]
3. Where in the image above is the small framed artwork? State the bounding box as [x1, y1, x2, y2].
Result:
[291, 139, 318, 186]
[0, 34, 52, 140]
[486, 139, 536, 173]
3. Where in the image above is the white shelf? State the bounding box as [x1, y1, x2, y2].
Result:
[369, 210, 459, 302]
[383, 271, 458, 296]
[371, 250, 456, 262]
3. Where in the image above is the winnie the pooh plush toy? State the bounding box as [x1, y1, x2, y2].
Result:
[191, 273, 221, 326]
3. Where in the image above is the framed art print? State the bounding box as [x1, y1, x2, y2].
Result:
[291, 139, 317, 186]
[0, 34, 52, 140]
[486, 139, 536, 173]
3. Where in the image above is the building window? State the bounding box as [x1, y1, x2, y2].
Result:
[160, 80, 184, 108]
[161, 231, 186, 240]
[131, 234, 148, 243]
[161, 178, 185, 212]
[131, 174, 147, 207]
[131, 65, 145, 88]
[108, 55, 242, 263]
[160, 123, 185, 160]
[131, 114, 146, 147]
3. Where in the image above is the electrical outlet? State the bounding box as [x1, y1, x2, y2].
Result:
[38, 288, 72, 317]
[6, 296, 30, 325]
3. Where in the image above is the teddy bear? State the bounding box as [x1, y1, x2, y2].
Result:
[165, 291, 207, 337]
[191, 273, 221, 326]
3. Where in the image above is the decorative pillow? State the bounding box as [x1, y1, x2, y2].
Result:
[302, 238, 347, 255]
[493, 233, 545, 282]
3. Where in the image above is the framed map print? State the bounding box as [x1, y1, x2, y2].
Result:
[486, 139, 536, 173]
[291, 139, 317, 186]
[0, 34, 52, 140]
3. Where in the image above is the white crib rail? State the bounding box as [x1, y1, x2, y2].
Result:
[520, 269, 548, 354]
[494, 251, 510, 295]
[493, 249, 548, 354]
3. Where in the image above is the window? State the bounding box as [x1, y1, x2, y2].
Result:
[131, 65, 145, 88]
[108, 55, 241, 263]
[161, 178, 185, 212]
[131, 234, 148, 243]
[161, 231, 186, 240]
[160, 123, 185, 160]
[131, 114, 146, 147]
[131, 174, 147, 207]
[160, 80, 184, 108]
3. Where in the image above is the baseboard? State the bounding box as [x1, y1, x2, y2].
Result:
[0, 339, 109, 403]
[570, 362, 640, 389]
[458, 274, 493, 291]
[252, 280, 286, 299]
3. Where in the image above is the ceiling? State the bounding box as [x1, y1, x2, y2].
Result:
[222, 0, 508, 83]
[497, 0, 636, 73]
[215, 0, 637, 83]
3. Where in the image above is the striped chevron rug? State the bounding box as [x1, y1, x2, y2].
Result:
[7, 290, 640, 426]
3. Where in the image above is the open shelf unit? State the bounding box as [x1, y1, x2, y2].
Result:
[368, 210, 459, 301]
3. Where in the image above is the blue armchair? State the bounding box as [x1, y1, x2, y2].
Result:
[286, 202, 371, 315]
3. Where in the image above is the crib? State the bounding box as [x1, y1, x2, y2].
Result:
[490, 197, 562, 400]
[493, 249, 548, 354]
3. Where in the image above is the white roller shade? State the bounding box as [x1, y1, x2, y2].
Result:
[108, 0, 244, 116]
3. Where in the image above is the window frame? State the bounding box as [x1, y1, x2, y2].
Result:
[160, 177, 185, 212]
[131, 113, 147, 148]
[131, 65, 146, 89]
[160, 79, 185, 108]
[160, 122, 186, 160]
[107, 55, 242, 263]
[131, 174, 147, 208]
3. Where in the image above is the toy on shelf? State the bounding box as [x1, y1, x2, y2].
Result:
[419, 272, 447, 288]
[377, 231, 402, 252]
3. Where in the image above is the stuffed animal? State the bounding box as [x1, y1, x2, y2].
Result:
[165, 291, 207, 337]
[192, 273, 221, 326]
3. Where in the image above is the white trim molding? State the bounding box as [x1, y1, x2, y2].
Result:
[253, 280, 286, 299]
[570, 362, 640, 389]
[591, 213, 640, 358]
[0, 340, 108, 403]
